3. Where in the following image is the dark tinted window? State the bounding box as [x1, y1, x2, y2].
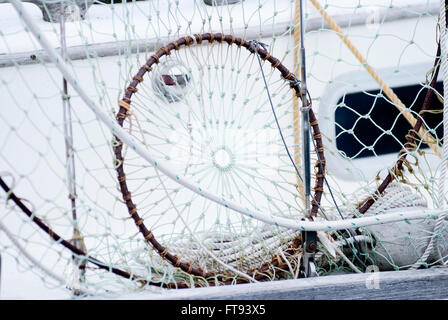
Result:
[335, 82, 443, 159]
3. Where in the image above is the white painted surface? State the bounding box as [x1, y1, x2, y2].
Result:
[0, 0, 444, 298]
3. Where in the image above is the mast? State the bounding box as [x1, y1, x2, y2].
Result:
[59, 4, 86, 295]
[297, 0, 317, 278]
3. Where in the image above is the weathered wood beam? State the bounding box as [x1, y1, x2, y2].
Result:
[117, 268, 448, 300]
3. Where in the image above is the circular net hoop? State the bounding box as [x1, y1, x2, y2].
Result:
[1, 0, 448, 298]
[113, 33, 325, 287]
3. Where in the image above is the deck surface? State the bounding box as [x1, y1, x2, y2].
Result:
[117, 267, 448, 300]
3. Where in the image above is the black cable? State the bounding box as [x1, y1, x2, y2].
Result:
[250, 40, 369, 270]
[249, 40, 303, 181]
[310, 131, 371, 268]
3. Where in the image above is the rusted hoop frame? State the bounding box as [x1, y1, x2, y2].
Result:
[113, 33, 326, 284]
[0, 177, 170, 288]
[357, 42, 442, 214]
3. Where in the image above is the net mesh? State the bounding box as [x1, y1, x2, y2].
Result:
[0, 0, 447, 297]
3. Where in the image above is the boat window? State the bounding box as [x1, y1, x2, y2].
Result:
[204, 0, 243, 6]
[335, 82, 444, 159]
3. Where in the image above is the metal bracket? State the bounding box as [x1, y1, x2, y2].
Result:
[301, 230, 318, 278]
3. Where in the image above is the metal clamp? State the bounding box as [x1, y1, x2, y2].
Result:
[248, 40, 269, 53]
[301, 230, 318, 278]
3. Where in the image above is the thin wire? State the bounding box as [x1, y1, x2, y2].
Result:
[11, 0, 439, 232]
[249, 41, 303, 182]
[250, 39, 368, 270]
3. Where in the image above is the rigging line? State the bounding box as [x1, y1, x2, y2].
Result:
[250, 39, 368, 270]
[310, 130, 369, 269]
[0, 177, 152, 287]
[298, 0, 312, 221]
[249, 41, 337, 220]
[299, 0, 365, 267]
[249, 40, 303, 185]
[0, 219, 65, 284]
[309, 0, 441, 157]
[249, 41, 328, 220]
[293, 0, 305, 207]
[249, 39, 336, 220]
[13, 0, 440, 231]
[59, 7, 87, 291]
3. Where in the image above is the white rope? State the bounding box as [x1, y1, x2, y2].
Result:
[153, 166, 259, 283]
[413, 0, 448, 268]
[169, 183, 434, 274]
[321, 234, 363, 274]
[366, 182, 427, 214]
[8, 0, 448, 232]
[333, 235, 371, 248]
[439, 0, 448, 210]
[277, 247, 295, 276]
[168, 226, 298, 271]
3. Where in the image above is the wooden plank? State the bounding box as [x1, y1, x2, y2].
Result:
[119, 268, 448, 300]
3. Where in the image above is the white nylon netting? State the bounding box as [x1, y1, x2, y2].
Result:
[0, 0, 447, 297]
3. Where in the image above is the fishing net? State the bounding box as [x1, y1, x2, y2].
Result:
[0, 0, 447, 297]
